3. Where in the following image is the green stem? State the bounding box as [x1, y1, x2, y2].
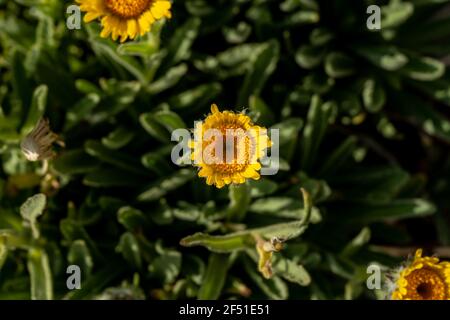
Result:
[198, 253, 229, 300]
[226, 183, 251, 222]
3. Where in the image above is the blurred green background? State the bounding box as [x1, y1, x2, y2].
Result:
[1, 0, 450, 300]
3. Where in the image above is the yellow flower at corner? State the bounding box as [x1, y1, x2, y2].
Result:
[76, 0, 172, 42]
[391, 249, 450, 300]
[191, 104, 272, 189]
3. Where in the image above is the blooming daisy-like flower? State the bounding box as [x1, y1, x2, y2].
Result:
[390, 249, 450, 300]
[190, 104, 271, 189]
[76, 0, 172, 42]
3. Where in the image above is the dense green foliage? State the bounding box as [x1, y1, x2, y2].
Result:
[0, 0, 450, 300]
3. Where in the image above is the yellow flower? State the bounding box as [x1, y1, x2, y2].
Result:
[191, 104, 271, 189]
[76, 0, 172, 42]
[391, 249, 450, 300]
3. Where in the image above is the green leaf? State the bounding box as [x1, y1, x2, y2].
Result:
[180, 231, 254, 253]
[250, 197, 321, 223]
[271, 118, 303, 162]
[330, 166, 410, 202]
[341, 227, 371, 257]
[243, 256, 288, 299]
[148, 248, 182, 284]
[362, 79, 386, 113]
[284, 10, 320, 27]
[60, 218, 103, 261]
[402, 14, 450, 43]
[101, 127, 134, 150]
[355, 46, 408, 71]
[138, 169, 196, 202]
[53, 149, 99, 175]
[147, 64, 188, 95]
[21, 85, 47, 135]
[381, 1, 414, 28]
[294, 172, 332, 203]
[11, 50, 32, 124]
[20, 193, 46, 222]
[249, 95, 275, 126]
[295, 45, 325, 69]
[140, 112, 171, 143]
[66, 93, 101, 128]
[248, 178, 278, 198]
[20, 193, 46, 239]
[89, 38, 147, 84]
[223, 22, 252, 44]
[140, 109, 186, 143]
[300, 96, 335, 171]
[216, 43, 259, 68]
[117, 41, 157, 57]
[324, 52, 355, 78]
[116, 232, 142, 269]
[181, 219, 312, 253]
[141, 146, 173, 175]
[117, 206, 148, 231]
[409, 78, 450, 106]
[169, 83, 222, 111]
[302, 72, 334, 95]
[318, 136, 358, 177]
[83, 168, 147, 188]
[401, 56, 445, 81]
[0, 237, 7, 270]
[68, 240, 94, 279]
[85, 140, 144, 174]
[158, 17, 201, 73]
[27, 248, 53, 300]
[75, 80, 102, 95]
[183, 215, 313, 255]
[65, 264, 125, 300]
[309, 28, 334, 46]
[273, 256, 311, 286]
[197, 253, 229, 300]
[150, 199, 174, 225]
[24, 44, 41, 75]
[334, 199, 435, 223]
[173, 202, 202, 222]
[238, 40, 280, 106]
[153, 110, 187, 131]
[280, 0, 319, 12]
[393, 94, 450, 142]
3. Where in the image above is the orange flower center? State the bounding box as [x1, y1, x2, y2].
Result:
[404, 268, 446, 300]
[202, 124, 253, 174]
[105, 0, 151, 19]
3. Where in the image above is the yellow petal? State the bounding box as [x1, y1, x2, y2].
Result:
[415, 249, 423, 259]
[150, 2, 169, 19]
[84, 11, 102, 22]
[211, 104, 219, 114]
[127, 19, 138, 39]
[198, 168, 210, 178]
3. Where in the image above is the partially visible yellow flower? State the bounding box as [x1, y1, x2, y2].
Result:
[190, 104, 271, 189]
[391, 249, 450, 300]
[76, 0, 172, 43]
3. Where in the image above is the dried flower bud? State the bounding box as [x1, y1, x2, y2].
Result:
[20, 118, 59, 161]
[270, 237, 285, 252]
[257, 240, 274, 279]
[256, 236, 286, 279]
